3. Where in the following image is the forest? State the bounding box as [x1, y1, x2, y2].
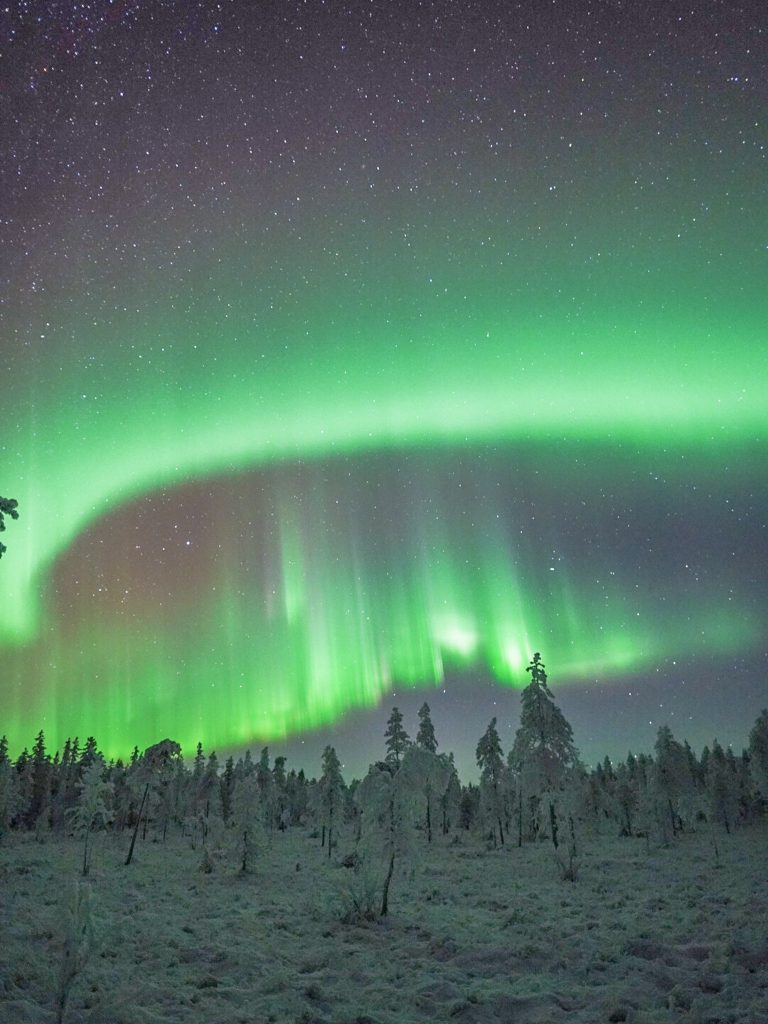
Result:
[2, 656, 767, 1023]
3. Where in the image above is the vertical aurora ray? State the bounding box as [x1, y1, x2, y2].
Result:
[2, 1, 766, 764]
[1, 446, 763, 759]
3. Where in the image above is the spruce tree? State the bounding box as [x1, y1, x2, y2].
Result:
[319, 745, 344, 858]
[231, 774, 261, 872]
[384, 707, 410, 767]
[416, 702, 438, 753]
[29, 729, 52, 829]
[476, 718, 506, 845]
[510, 653, 579, 849]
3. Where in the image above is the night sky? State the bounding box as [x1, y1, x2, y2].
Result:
[1, 0, 766, 781]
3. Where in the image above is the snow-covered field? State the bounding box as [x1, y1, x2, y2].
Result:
[2, 822, 767, 1024]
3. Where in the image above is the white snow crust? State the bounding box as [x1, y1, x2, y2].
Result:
[1, 823, 767, 1023]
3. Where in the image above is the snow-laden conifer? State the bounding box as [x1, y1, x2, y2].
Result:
[653, 725, 699, 837]
[399, 744, 451, 842]
[509, 654, 580, 849]
[231, 773, 262, 872]
[67, 759, 113, 876]
[384, 706, 410, 767]
[476, 718, 508, 845]
[354, 762, 419, 916]
[416, 702, 438, 753]
[318, 745, 344, 858]
[706, 740, 740, 833]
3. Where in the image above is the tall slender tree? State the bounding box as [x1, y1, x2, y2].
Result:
[476, 718, 506, 845]
[509, 653, 579, 848]
[416, 702, 438, 753]
[384, 707, 410, 767]
[319, 745, 344, 858]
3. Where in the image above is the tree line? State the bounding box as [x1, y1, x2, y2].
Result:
[2, 655, 767, 911]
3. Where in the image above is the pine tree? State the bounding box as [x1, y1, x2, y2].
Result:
[416, 702, 438, 753]
[476, 718, 506, 845]
[384, 707, 410, 767]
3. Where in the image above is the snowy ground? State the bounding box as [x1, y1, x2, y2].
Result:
[1, 822, 767, 1024]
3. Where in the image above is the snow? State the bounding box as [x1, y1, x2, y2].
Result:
[2, 822, 767, 1023]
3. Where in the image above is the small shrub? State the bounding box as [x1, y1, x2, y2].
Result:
[337, 866, 380, 924]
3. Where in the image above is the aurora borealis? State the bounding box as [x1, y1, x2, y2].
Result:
[1, 1, 766, 777]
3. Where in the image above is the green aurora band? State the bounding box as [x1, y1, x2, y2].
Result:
[2, 222, 767, 758]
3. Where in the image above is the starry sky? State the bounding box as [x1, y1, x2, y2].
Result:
[1, 0, 766, 781]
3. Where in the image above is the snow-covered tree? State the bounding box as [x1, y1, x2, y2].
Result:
[68, 759, 114, 876]
[355, 763, 419, 916]
[614, 759, 639, 836]
[220, 756, 235, 823]
[476, 718, 507, 845]
[28, 729, 52, 831]
[509, 654, 580, 848]
[706, 740, 739, 833]
[318, 745, 344, 857]
[653, 725, 698, 837]
[231, 773, 261, 872]
[125, 739, 181, 865]
[439, 753, 462, 835]
[399, 744, 451, 843]
[416, 702, 438, 753]
[384, 707, 410, 767]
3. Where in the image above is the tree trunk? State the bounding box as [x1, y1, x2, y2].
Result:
[549, 801, 559, 850]
[125, 783, 149, 865]
[518, 789, 523, 847]
[497, 815, 505, 846]
[380, 848, 396, 917]
[321, 823, 326, 848]
[82, 826, 90, 877]
[426, 795, 432, 843]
